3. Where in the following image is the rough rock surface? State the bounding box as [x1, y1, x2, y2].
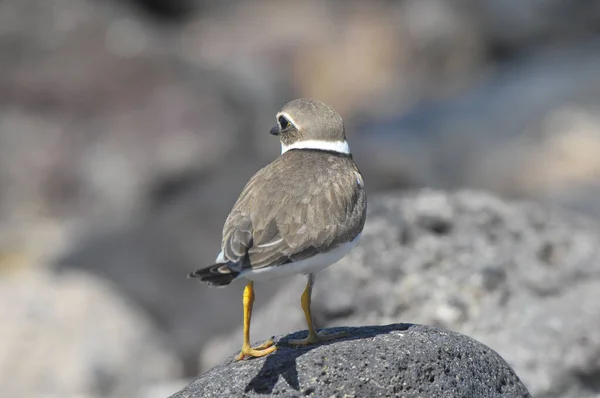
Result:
[202, 190, 600, 398]
[175, 324, 530, 398]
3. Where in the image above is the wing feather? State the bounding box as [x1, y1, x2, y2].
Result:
[219, 151, 366, 271]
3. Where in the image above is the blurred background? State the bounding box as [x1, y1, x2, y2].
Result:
[1, 0, 600, 396]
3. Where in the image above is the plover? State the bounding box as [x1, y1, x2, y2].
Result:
[189, 99, 367, 360]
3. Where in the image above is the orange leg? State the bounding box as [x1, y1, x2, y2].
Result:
[288, 274, 346, 346]
[235, 281, 277, 360]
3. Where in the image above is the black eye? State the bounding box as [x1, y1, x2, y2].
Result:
[278, 116, 289, 130]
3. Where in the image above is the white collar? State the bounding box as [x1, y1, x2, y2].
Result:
[281, 140, 350, 155]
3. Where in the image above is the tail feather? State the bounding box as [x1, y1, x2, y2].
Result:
[187, 263, 239, 286]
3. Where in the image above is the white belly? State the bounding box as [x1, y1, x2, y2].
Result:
[215, 233, 361, 282]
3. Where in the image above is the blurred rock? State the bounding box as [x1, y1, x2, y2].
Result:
[0, 0, 251, 235]
[0, 0, 268, 376]
[177, 324, 530, 398]
[178, 0, 486, 124]
[202, 190, 600, 398]
[126, 0, 200, 21]
[467, 0, 600, 51]
[355, 41, 600, 215]
[57, 184, 283, 375]
[0, 266, 182, 398]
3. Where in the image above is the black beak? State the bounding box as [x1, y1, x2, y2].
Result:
[270, 124, 280, 136]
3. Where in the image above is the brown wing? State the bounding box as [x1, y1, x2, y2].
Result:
[220, 150, 366, 270]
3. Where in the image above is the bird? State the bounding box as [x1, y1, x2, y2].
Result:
[188, 98, 367, 360]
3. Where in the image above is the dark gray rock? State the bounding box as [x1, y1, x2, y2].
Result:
[174, 324, 530, 398]
[467, 0, 600, 47]
[203, 190, 600, 398]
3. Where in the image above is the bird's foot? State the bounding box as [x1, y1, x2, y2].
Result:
[235, 339, 277, 360]
[287, 330, 347, 346]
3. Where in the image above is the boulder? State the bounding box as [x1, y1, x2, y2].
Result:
[0, 266, 182, 397]
[174, 324, 530, 397]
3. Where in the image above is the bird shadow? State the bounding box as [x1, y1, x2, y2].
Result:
[241, 323, 413, 394]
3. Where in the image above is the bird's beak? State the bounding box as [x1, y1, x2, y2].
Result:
[269, 125, 280, 136]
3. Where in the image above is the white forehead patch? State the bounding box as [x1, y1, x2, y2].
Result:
[281, 140, 351, 155]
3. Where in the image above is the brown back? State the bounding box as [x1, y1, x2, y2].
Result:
[221, 149, 367, 269]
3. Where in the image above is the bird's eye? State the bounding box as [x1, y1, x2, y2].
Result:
[278, 116, 290, 130]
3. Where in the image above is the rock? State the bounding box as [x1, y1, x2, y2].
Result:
[0, 0, 271, 376]
[56, 176, 283, 375]
[180, 0, 485, 121]
[0, 0, 240, 226]
[467, 0, 600, 48]
[355, 41, 600, 216]
[202, 190, 600, 397]
[175, 324, 530, 397]
[0, 266, 182, 397]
